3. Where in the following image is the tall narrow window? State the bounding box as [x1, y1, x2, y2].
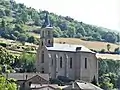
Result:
[41, 41, 43, 46]
[41, 68, 44, 73]
[42, 31, 44, 37]
[70, 57, 72, 68]
[60, 57, 62, 68]
[41, 51, 44, 63]
[48, 31, 50, 37]
[48, 40, 50, 44]
[85, 58, 87, 69]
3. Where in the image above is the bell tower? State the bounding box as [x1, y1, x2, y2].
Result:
[40, 13, 53, 47]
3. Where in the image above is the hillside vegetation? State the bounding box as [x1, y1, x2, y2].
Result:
[0, 0, 119, 45]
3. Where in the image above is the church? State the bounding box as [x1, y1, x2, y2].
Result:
[35, 14, 98, 82]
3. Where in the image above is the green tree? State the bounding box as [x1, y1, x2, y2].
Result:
[1, 19, 6, 28]
[107, 44, 111, 52]
[92, 33, 101, 41]
[18, 52, 36, 72]
[114, 47, 120, 53]
[104, 32, 117, 43]
[14, 24, 24, 33]
[4, 9, 12, 16]
[0, 9, 6, 17]
[0, 46, 15, 65]
[0, 75, 17, 90]
[100, 74, 113, 90]
[27, 36, 36, 43]
[18, 33, 28, 42]
[67, 25, 76, 37]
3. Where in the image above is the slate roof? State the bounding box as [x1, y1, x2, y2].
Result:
[3, 73, 49, 81]
[62, 80, 103, 90]
[31, 84, 60, 89]
[46, 43, 94, 53]
[76, 82, 103, 90]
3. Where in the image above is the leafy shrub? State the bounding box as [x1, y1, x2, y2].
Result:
[0, 42, 7, 47]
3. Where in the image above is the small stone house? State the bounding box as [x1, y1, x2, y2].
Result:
[3, 73, 49, 90]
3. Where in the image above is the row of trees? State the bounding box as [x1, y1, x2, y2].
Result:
[0, 0, 119, 44]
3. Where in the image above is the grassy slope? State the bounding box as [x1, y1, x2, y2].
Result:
[54, 38, 119, 52]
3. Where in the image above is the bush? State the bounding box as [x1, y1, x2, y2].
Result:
[114, 47, 120, 54]
[100, 49, 105, 53]
[0, 42, 7, 47]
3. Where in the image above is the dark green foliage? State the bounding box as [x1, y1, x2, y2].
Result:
[27, 36, 36, 43]
[18, 33, 28, 42]
[114, 47, 120, 54]
[4, 9, 12, 16]
[107, 44, 111, 52]
[99, 59, 120, 89]
[18, 52, 36, 72]
[0, 42, 6, 47]
[103, 32, 117, 43]
[100, 49, 105, 53]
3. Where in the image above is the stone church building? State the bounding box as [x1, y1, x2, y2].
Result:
[35, 14, 98, 82]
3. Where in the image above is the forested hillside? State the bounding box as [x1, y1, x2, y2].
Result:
[0, 0, 119, 44]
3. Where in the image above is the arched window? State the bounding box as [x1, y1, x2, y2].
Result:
[85, 58, 87, 69]
[70, 57, 72, 68]
[60, 57, 62, 68]
[41, 51, 44, 63]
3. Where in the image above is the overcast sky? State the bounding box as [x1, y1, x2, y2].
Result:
[15, 0, 120, 31]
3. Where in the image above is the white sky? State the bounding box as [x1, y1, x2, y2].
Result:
[15, 0, 120, 32]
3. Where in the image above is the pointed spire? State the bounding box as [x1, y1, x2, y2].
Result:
[42, 13, 51, 28]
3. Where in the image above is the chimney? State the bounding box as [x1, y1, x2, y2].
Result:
[76, 47, 81, 52]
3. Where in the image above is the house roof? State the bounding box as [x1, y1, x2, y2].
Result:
[62, 80, 103, 90]
[46, 43, 94, 53]
[76, 80, 103, 90]
[3, 73, 49, 81]
[30, 84, 59, 89]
